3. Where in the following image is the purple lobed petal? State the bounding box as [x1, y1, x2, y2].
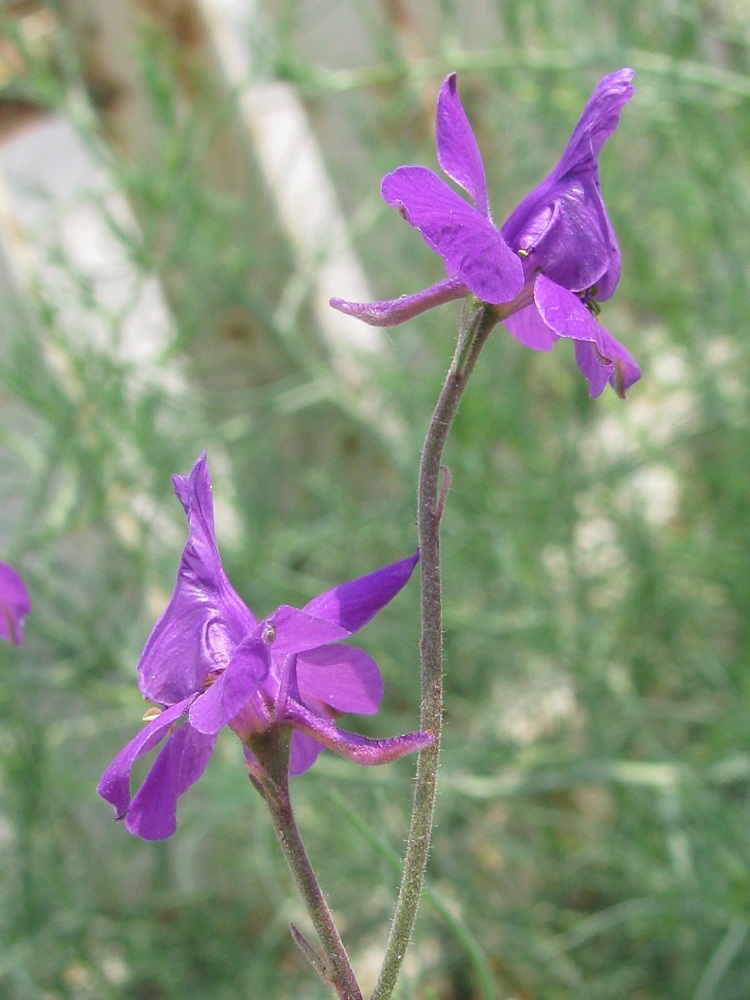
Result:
[295, 644, 383, 715]
[97, 696, 196, 820]
[302, 551, 418, 635]
[382, 166, 524, 303]
[0, 562, 31, 646]
[264, 605, 352, 654]
[435, 73, 490, 217]
[124, 720, 217, 840]
[138, 453, 256, 706]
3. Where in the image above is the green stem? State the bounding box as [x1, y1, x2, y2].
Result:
[370, 302, 499, 1000]
[249, 729, 363, 1000]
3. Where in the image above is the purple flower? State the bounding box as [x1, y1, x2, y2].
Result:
[98, 452, 430, 840]
[331, 70, 640, 398]
[0, 562, 31, 646]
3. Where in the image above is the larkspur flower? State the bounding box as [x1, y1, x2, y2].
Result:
[0, 562, 31, 646]
[98, 452, 430, 840]
[331, 69, 640, 398]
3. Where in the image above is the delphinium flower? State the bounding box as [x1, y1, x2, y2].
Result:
[0, 562, 31, 646]
[331, 69, 640, 398]
[98, 452, 430, 841]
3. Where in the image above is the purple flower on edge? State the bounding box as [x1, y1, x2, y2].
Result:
[98, 452, 431, 840]
[0, 562, 31, 646]
[331, 69, 640, 398]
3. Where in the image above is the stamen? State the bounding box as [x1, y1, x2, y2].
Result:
[142, 705, 163, 723]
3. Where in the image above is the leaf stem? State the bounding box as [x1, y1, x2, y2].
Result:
[370, 302, 498, 1000]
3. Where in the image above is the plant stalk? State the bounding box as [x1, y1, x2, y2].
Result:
[370, 302, 499, 1000]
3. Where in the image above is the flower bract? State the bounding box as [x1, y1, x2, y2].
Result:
[98, 453, 430, 840]
[331, 70, 640, 398]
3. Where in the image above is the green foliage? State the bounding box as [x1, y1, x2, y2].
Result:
[1, 1, 749, 997]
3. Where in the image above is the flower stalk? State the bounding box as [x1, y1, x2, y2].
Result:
[248, 727, 364, 1000]
[371, 300, 499, 1000]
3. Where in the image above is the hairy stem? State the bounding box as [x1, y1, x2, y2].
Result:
[370, 302, 498, 1000]
[249, 729, 363, 1000]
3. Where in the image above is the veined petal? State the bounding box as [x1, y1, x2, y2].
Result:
[382, 166, 524, 303]
[330, 276, 468, 327]
[302, 551, 418, 635]
[97, 696, 195, 820]
[285, 699, 433, 766]
[138, 453, 256, 706]
[124, 721, 216, 840]
[295, 644, 383, 715]
[188, 637, 269, 735]
[0, 562, 31, 646]
[436, 73, 489, 217]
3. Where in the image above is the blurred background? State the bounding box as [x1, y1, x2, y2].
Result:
[0, 1, 748, 997]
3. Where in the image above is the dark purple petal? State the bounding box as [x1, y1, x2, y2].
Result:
[97, 696, 195, 820]
[295, 644, 383, 715]
[330, 276, 468, 327]
[436, 73, 489, 217]
[124, 721, 217, 840]
[302, 551, 418, 635]
[382, 166, 524, 303]
[285, 699, 433, 766]
[138, 453, 256, 706]
[188, 637, 270, 735]
[503, 180, 617, 294]
[0, 562, 31, 646]
[555, 69, 635, 177]
[501, 69, 633, 298]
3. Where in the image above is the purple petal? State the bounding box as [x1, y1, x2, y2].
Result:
[285, 699, 433, 766]
[295, 644, 383, 715]
[138, 453, 256, 706]
[436, 73, 489, 217]
[289, 731, 326, 776]
[527, 276, 640, 398]
[533, 274, 602, 344]
[302, 551, 418, 635]
[264, 606, 351, 654]
[555, 69, 635, 176]
[188, 637, 270, 735]
[97, 696, 195, 820]
[125, 721, 217, 840]
[503, 302, 559, 352]
[330, 276, 468, 327]
[382, 166, 524, 303]
[501, 69, 633, 298]
[575, 332, 641, 399]
[0, 562, 31, 646]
